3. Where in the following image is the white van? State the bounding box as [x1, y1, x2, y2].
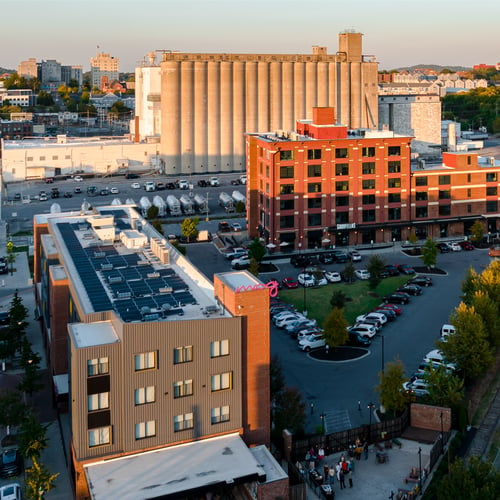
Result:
[440, 324, 456, 339]
[424, 349, 457, 371]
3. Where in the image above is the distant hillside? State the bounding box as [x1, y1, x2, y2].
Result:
[0, 67, 15, 75]
[391, 64, 471, 73]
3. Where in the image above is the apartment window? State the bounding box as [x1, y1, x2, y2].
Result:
[467, 174, 471, 182]
[280, 215, 295, 228]
[486, 172, 497, 182]
[88, 392, 109, 411]
[308, 149, 321, 160]
[39, 156, 45, 161]
[279, 150, 293, 161]
[362, 147, 375, 157]
[336, 196, 349, 207]
[362, 162, 376, 175]
[308, 198, 322, 209]
[266, 165, 269, 177]
[135, 420, 156, 439]
[280, 184, 294, 195]
[173, 379, 193, 398]
[336, 181, 349, 191]
[415, 192, 428, 201]
[438, 175, 451, 185]
[27, 156, 33, 161]
[467, 189, 472, 198]
[467, 156, 472, 165]
[308, 214, 322, 226]
[362, 179, 375, 190]
[134, 351, 156, 371]
[388, 178, 401, 188]
[211, 372, 232, 392]
[280, 166, 294, 179]
[308, 182, 321, 193]
[88, 426, 111, 447]
[415, 176, 428, 186]
[173, 345, 193, 364]
[308, 164, 322, 177]
[439, 205, 451, 216]
[362, 194, 375, 205]
[174, 413, 194, 432]
[439, 190, 451, 200]
[65, 155, 71, 160]
[388, 161, 401, 173]
[362, 210, 376, 222]
[388, 208, 401, 220]
[335, 163, 349, 176]
[259, 162, 263, 174]
[388, 146, 401, 156]
[210, 339, 229, 358]
[88, 357, 109, 376]
[335, 148, 348, 159]
[486, 200, 498, 212]
[211, 406, 230, 424]
[266, 183, 270, 194]
[279, 199, 294, 210]
[416, 206, 428, 218]
[487, 186, 498, 196]
[467, 204, 472, 213]
[52, 155, 58, 160]
[336, 212, 349, 224]
[134, 386, 155, 405]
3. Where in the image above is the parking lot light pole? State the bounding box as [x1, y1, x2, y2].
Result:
[367, 402, 375, 443]
[302, 267, 307, 315]
[418, 447, 422, 494]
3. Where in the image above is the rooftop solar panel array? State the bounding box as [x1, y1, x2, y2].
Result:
[58, 221, 197, 322]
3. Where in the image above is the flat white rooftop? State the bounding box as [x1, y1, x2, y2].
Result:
[84, 433, 267, 500]
[69, 321, 120, 348]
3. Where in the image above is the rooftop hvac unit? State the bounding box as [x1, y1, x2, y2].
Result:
[101, 263, 113, 271]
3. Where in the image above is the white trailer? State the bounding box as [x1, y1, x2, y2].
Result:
[153, 195, 167, 217]
[166, 195, 182, 216]
[193, 193, 209, 214]
[139, 196, 152, 217]
[231, 190, 246, 208]
[219, 192, 235, 213]
[180, 194, 195, 215]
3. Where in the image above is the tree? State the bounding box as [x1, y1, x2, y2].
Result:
[36, 90, 54, 106]
[471, 290, 500, 348]
[234, 200, 245, 213]
[19, 414, 49, 460]
[6, 240, 16, 276]
[436, 456, 500, 500]
[330, 290, 348, 309]
[0, 390, 28, 433]
[18, 338, 43, 398]
[25, 456, 59, 500]
[146, 205, 159, 220]
[322, 307, 349, 348]
[461, 266, 479, 305]
[440, 302, 493, 380]
[8, 291, 29, 354]
[425, 365, 464, 407]
[248, 237, 266, 263]
[366, 254, 385, 289]
[342, 262, 356, 284]
[421, 238, 438, 269]
[270, 354, 285, 400]
[407, 230, 418, 245]
[273, 387, 306, 436]
[470, 220, 484, 246]
[108, 100, 132, 120]
[180, 217, 199, 243]
[376, 359, 408, 414]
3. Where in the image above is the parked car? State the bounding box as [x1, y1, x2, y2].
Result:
[459, 240, 474, 251]
[397, 264, 415, 275]
[231, 256, 251, 269]
[110, 187, 120, 194]
[397, 284, 422, 296]
[197, 179, 208, 187]
[209, 176, 220, 187]
[296, 327, 323, 341]
[166, 182, 176, 190]
[440, 324, 456, 340]
[348, 250, 362, 262]
[347, 331, 371, 347]
[325, 271, 342, 283]
[74, 175, 83, 182]
[0, 449, 22, 478]
[298, 333, 326, 352]
[282, 277, 299, 289]
[290, 255, 311, 268]
[125, 173, 140, 179]
[230, 222, 242, 232]
[39, 192, 48, 201]
[384, 264, 400, 276]
[408, 276, 433, 287]
[448, 242, 462, 252]
[156, 182, 165, 191]
[383, 293, 410, 305]
[285, 318, 317, 334]
[45, 177, 54, 184]
[131, 182, 141, 189]
[218, 221, 231, 233]
[0, 312, 10, 324]
[374, 303, 402, 315]
[423, 349, 457, 371]
[0, 483, 21, 500]
[225, 248, 248, 260]
[99, 188, 110, 196]
[297, 273, 315, 287]
[436, 242, 451, 253]
[178, 179, 189, 190]
[332, 250, 349, 263]
[372, 308, 396, 321]
[319, 253, 334, 264]
[275, 314, 306, 329]
[356, 312, 387, 326]
[354, 269, 370, 280]
[13, 193, 21, 201]
[348, 324, 377, 338]
[63, 191, 73, 198]
[402, 379, 430, 397]
[231, 178, 242, 185]
[354, 318, 382, 332]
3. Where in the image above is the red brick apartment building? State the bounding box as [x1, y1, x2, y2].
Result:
[246, 107, 500, 248]
[33, 207, 286, 500]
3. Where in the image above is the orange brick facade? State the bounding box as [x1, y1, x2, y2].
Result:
[247, 108, 500, 248]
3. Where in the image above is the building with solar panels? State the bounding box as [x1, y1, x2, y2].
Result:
[33, 205, 285, 500]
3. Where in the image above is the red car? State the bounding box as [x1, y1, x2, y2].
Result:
[459, 241, 474, 250]
[282, 277, 299, 289]
[375, 303, 402, 315]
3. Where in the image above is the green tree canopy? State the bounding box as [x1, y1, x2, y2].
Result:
[248, 238, 266, 263]
[180, 217, 199, 243]
[25, 456, 59, 500]
[421, 238, 438, 268]
[342, 261, 356, 284]
[273, 387, 306, 436]
[366, 254, 385, 289]
[330, 290, 348, 309]
[469, 220, 484, 245]
[322, 307, 349, 348]
[37, 90, 54, 106]
[425, 365, 464, 407]
[19, 414, 49, 460]
[376, 359, 408, 414]
[108, 100, 132, 120]
[471, 290, 500, 348]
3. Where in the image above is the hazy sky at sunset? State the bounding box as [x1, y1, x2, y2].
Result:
[2, 0, 499, 72]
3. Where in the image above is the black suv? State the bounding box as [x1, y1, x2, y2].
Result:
[125, 173, 140, 179]
[319, 253, 334, 264]
[290, 255, 311, 268]
[332, 250, 349, 263]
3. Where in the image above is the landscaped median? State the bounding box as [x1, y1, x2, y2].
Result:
[278, 275, 410, 327]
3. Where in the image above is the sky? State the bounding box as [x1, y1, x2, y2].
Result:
[2, 0, 499, 73]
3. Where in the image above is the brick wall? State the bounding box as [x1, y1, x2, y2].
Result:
[411, 404, 451, 432]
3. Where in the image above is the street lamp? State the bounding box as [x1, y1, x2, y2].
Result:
[418, 447, 422, 494]
[367, 402, 375, 443]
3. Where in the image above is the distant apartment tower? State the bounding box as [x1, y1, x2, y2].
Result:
[91, 52, 119, 90]
[61, 65, 83, 87]
[17, 58, 38, 78]
[134, 31, 378, 175]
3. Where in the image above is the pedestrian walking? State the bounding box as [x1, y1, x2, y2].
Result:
[339, 470, 346, 489]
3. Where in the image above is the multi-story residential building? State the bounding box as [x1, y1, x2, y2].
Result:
[61, 64, 83, 87]
[133, 31, 379, 175]
[33, 205, 282, 499]
[246, 107, 500, 248]
[0, 119, 33, 140]
[90, 52, 119, 91]
[0, 88, 36, 107]
[17, 57, 38, 78]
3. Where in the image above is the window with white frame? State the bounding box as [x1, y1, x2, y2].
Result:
[173, 379, 193, 398]
[134, 351, 156, 371]
[88, 426, 111, 447]
[87, 357, 109, 376]
[210, 339, 229, 358]
[211, 406, 230, 424]
[211, 372, 232, 392]
[88, 392, 109, 411]
[134, 386, 155, 405]
[174, 413, 194, 432]
[135, 420, 156, 439]
[173, 345, 193, 364]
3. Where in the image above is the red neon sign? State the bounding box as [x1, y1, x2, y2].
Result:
[235, 280, 279, 298]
